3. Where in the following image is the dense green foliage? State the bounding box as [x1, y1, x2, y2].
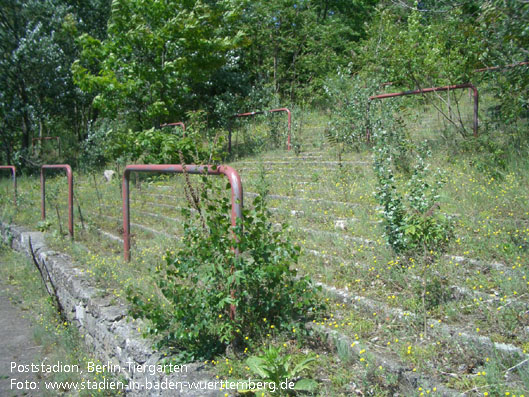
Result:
[0, 0, 529, 166]
[80, 111, 223, 168]
[1, 0, 528, 165]
[128, 179, 323, 361]
[0, 0, 110, 165]
[73, 0, 245, 128]
[373, 137, 453, 258]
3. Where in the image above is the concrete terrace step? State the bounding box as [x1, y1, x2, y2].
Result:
[245, 191, 362, 208]
[309, 324, 463, 397]
[233, 160, 369, 166]
[316, 281, 528, 358]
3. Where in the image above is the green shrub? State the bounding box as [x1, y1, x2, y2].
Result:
[81, 118, 224, 167]
[128, 179, 323, 362]
[244, 346, 318, 395]
[373, 131, 453, 259]
[323, 73, 404, 153]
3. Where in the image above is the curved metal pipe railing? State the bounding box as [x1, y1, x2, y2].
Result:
[32, 136, 61, 156]
[367, 83, 478, 141]
[122, 164, 243, 262]
[228, 108, 292, 152]
[160, 122, 186, 137]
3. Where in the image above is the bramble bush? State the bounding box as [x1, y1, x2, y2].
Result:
[128, 176, 324, 362]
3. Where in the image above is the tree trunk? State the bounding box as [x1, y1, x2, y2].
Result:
[18, 82, 31, 151]
[273, 44, 278, 94]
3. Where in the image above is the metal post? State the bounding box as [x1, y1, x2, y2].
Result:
[0, 166, 16, 206]
[269, 108, 292, 150]
[229, 111, 264, 155]
[41, 165, 74, 239]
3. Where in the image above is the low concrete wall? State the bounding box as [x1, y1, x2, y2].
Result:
[0, 223, 221, 396]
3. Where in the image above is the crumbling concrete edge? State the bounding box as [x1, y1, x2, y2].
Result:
[0, 222, 221, 396]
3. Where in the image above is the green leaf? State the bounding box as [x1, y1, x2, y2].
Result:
[292, 356, 317, 376]
[404, 225, 416, 235]
[246, 357, 269, 378]
[293, 378, 318, 392]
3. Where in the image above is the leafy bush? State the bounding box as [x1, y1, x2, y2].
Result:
[323, 72, 376, 150]
[324, 72, 405, 156]
[374, 128, 454, 331]
[81, 116, 224, 167]
[373, 131, 453, 259]
[134, 128, 216, 164]
[128, 178, 323, 361]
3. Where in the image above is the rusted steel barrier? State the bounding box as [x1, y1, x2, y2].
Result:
[41, 165, 74, 238]
[475, 61, 529, 73]
[0, 165, 16, 206]
[32, 136, 61, 156]
[228, 108, 292, 152]
[270, 108, 292, 150]
[122, 164, 243, 262]
[122, 164, 243, 319]
[160, 122, 186, 137]
[367, 83, 478, 141]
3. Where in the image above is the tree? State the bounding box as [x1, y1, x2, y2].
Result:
[477, 0, 529, 122]
[356, 2, 481, 89]
[0, 0, 111, 165]
[73, 0, 246, 130]
[237, 0, 378, 102]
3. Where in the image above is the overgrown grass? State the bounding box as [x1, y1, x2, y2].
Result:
[1, 98, 529, 395]
[0, 243, 124, 396]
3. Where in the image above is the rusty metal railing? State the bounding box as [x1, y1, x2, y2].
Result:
[41, 165, 74, 239]
[122, 164, 243, 262]
[122, 163, 243, 319]
[0, 165, 16, 206]
[474, 61, 529, 73]
[228, 108, 292, 153]
[32, 136, 61, 156]
[367, 83, 479, 141]
[160, 122, 186, 137]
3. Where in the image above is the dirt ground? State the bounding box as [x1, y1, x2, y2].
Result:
[0, 275, 43, 397]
